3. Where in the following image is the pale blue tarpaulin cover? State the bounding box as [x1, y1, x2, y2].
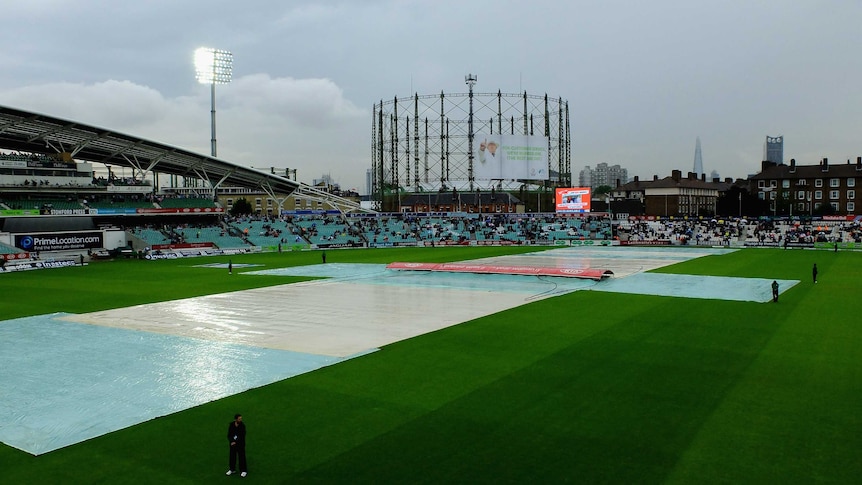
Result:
[0, 314, 345, 455]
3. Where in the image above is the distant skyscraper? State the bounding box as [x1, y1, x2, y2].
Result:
[693, 137, 703, 176]
[578, 163, 628, 189]
[578, 165, 594, 188]
[764, 135, 784, 165]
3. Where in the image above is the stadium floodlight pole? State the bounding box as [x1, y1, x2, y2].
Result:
[465, 73, 477, 191]
[194, 47, 233, 157]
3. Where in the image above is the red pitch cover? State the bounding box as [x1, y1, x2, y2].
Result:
[386, 262, 612, 280]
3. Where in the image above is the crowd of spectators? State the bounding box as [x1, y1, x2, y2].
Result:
[0, 193, 220, 212]
[744, 219, 861, 245]
[148, 213, 618, 248]
[1, 179, 92, 189]
[617, 219, 741, 246]
[112, 213, 862, 259]
[130, 214, 862, 250]
[3, 211, 859, 263]
[91, 176, 152, 187]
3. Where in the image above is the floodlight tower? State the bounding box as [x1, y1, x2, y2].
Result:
[194, 47, 233, 157]
[465, 73, 477, 190]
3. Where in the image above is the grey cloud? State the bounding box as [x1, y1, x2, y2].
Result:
[226, 74, 366, 126]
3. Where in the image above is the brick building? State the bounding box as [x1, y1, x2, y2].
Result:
[750, 158, 861, 216]
[612, 170, 733, 217]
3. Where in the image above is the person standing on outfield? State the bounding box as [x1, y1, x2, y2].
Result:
[226, 414, 248, 477]
[812, 263, 818, 283]
[772, 280, 779, 302]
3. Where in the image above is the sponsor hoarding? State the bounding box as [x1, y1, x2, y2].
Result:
[0, 259, 77, 272]
[473, 134, 548, 181]
[137, 208, 224, 214]
[151, 242, 215, 250]
[14, 231, 104, 252]
[2, 252, 32, 261]
[555, 187, 591, 213]
[0, 209, 41, 216]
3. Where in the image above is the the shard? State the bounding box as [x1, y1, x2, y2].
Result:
[693, 137, 703, 176]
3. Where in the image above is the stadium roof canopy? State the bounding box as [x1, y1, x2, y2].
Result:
[0, 104, 368, 213]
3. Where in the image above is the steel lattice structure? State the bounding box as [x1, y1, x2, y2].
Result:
[371, 90, 570, 207]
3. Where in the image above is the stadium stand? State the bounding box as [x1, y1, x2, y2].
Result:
[291, 216, 360, 246]
[1, 198, 83, 211]
[157, 197, 217, 209]
[0, 241, 23, 254]
[130, 227, 173, 246]
[172, 225, 248, 249]
[228, 219, 292, 247]
[86, 199, 155, 210]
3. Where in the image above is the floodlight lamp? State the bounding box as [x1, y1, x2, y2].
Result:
[194, 47, 233, 85]
[465, 73, 477, 85]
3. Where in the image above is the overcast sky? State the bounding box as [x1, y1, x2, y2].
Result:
[1, 0, 860, 192]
